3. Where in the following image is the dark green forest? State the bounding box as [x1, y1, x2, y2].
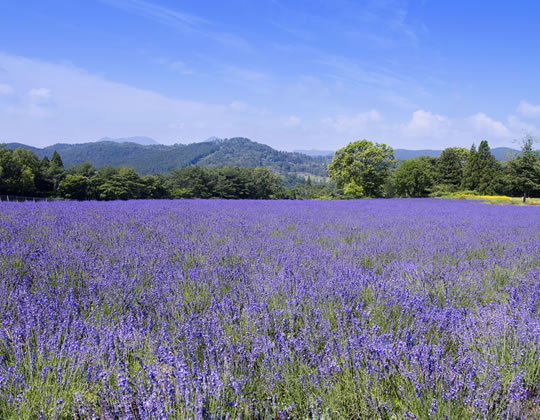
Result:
[1, 137, 539, 201]
[0, 147, 285, 200]
[389, 139, 540, 200]
[3, 138, 330, 179]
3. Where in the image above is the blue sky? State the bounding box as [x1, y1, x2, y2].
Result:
[1, 0, 539, 150]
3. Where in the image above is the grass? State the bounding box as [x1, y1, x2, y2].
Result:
[440, 192, 540, 205]
[1, 200, 538, 418]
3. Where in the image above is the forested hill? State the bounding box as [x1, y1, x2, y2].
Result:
[3, 138, 524, 179]
[3, 138, 331, 178]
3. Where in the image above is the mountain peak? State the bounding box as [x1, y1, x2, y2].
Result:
[98, 136, 159, 145]
[204, 136, 223, 143]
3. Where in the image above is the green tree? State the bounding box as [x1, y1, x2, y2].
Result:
[40, 156, 50, 168]
[96, 167, 147, 200]
[45, 150, 66, 192]
[462, 140, 500, 194]
[35, 156, 54, 195]
[0, 146, 21, 194]
[57, 174, 92, 200]
[462, 144, 479, 191]
[246, 167, 281, 199]
[505, 135, 540, 202]
[10, 148, 43, 196]
[214, 167, 249, 199]
[167, 166, 215, 198]
[13, 148, 40, 172]
[97, 178, 131, 200]
[68, 161, 97, 178]
[50, 150, 64, 169]
[142, 174, 169, 199]
[328, 140, 395, 198]
[477, 140, 501, 194]
[118, 167, 147, 198]
[393, 157, 435, 197]
[435, 147, 469, 187]
[98, 165, 118, 180]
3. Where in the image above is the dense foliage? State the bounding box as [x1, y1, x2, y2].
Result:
[0, 199, 538, 418]
[0, 146, 283, 200]
[504, 137, 540, 200]
[328, 140, 395, 198]
[392, 156, 435, 197]
[391, 137, 540, 200]
[3, 138, 330, 178]
[2, 136, 539, 201]
[167, 166, 281, 199]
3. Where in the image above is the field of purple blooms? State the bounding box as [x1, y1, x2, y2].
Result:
[0, 199, 539, 419]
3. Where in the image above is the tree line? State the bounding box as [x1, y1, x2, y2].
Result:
[0, 146, 282, 200]
[329, 136, 540, 201]
[1, 136, 539, 201]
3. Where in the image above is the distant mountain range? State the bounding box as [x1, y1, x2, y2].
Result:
[295, 147, 521, 161]
[294, 149, 335, 157]
[2, 137, 331, 178]
[98, 136, 159, 145]
[2, 137, 523, 178]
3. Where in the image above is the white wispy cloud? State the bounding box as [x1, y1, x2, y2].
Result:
[28, 87, 52, 101]
[273, 0, 422, 50]
[25, 88, 54, 118]
[507, 115, 537, 134]
[402, 110, 450, 137]
[219, 65, 274, 95]
[317, 54, 406, 88]
[100, 0, 208, 31]
[322, 110, 382, 133]
[0, 52, 235, 145]
[0, 51, 534, 151]
[398, 110, 523, 147]
[516, 100, 540, 119]
[101, 0, 252, 51]
[0, 52, 280, 147]
[467, 113, 510, 138]
[381, 93, 417, 110]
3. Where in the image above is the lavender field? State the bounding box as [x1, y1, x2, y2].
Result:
[0, 199, 539, 419]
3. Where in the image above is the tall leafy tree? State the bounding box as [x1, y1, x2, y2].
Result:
[328, 140, 395, 198]
[57, 174, 92, 200]
[167, 166, 215, 198]
[214, 167, 249, 199]
[69, 161, 97, 178]
[393, 157, 435, 197]
[98, 165, 118, 180]
[475, 140, 500, 194]
[462, 141, 500, 194]
[97, 167, 148, 200]
[50, 151, 64, 169]
[505, 135, 540, 202]
[47, 150, 66, 191]
[12, 148, 41, 196]
[142, 175, 169, 199]
[246, 167, 281, 199]
[36, 156, 55, 195]
[435, 147, 469, 188]
[0, 146, 20, 195]
[462, 144, 479, 191]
